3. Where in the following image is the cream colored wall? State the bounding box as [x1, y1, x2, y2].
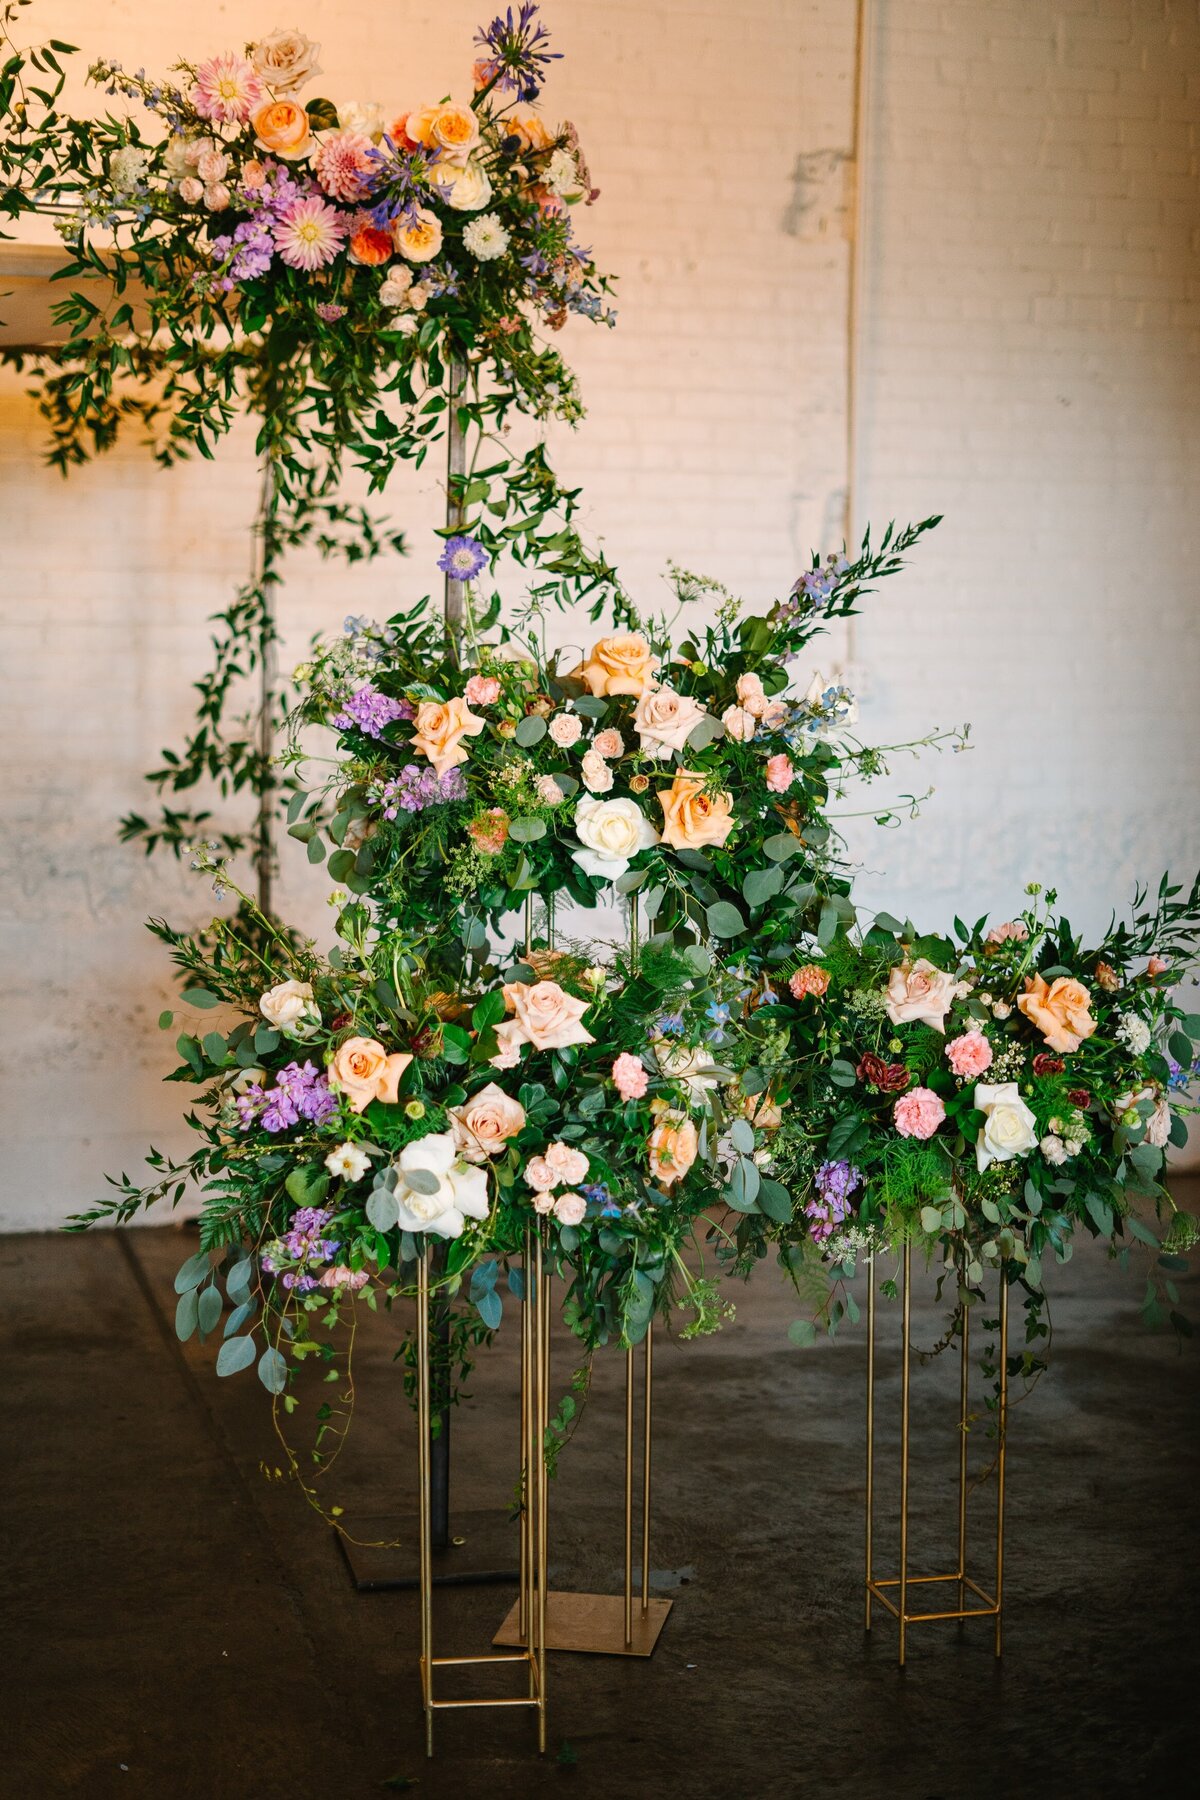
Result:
[1, 1, 1196, 1226]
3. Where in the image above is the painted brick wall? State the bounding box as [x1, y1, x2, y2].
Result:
[1, 0, 1196, 1227]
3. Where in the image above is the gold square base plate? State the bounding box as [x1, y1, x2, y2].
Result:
[493, 1591, 673, 1657]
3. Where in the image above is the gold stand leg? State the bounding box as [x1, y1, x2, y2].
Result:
[865, 1251, 875, 1632]
[898, 1242, 911, 1670]
[534, 1228, 549, 1750]
[957, 1293, 970, 1620]
[642, 1327, 653, 1613]
[995, 1267, 1008, 1659]
[417, 1250, 434, 1757]
[624, 1345, 635, 1648]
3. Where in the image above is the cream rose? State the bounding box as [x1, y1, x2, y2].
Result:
[575, 633, 655, 697]
[572, 795, 658, 880]
[647, 1111, 699, 1188]
[447, 1082, 527, 1163]
[411, 695, 486, 776]
[489, 1019, 527, 1071]
[431, 102, 481, 162]
[392, 1133, 490, 1238]
[437, 156, 493, 211]
[502, 980, 595, 1052]
[654, 1040, 721, 1102]
[631, 684, 708, 758]
[393, 206, 444, 263]
[553, 1192, 587, 1227]
[337, 99, 385, 139]
[735, 672, 768, 718]
[974, 1081, 1039, 1172]
[250, 28, 322, 94]
[884, 959, 957, 1034]
[330, 1037, 412, 1114]
[259, 978, 321, 1041]
[1017, 974, 1097, 1055]
[721, 705, 756, 743]
[658, 771, 735, 852]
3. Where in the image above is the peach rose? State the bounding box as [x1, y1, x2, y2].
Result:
[411, 695, 486, 775]
[502, 980, 595, 1052]
[403, 103, 442, 148]
[505, 106, 554, 152]
[884, 958, 957, 1034]
[330, 1037, 412, 1113]
[553, 1192, 587, 1227]
[647, 1111, 698, 1187]
[1017, 974, 1097, 1055]
[348, 222, 393, 266]
[575, 632, 655, 697]
[447, 1081, 526, 1163]
[721, 705, 756, 743]
[735, 671, 768, 718]
[658, 772, 735, 852]
[632, 684, 708, 757]
[489, 1019, 527, 1071]
[431, 103, 481, 162]
[392, 206, 443, 263]
[251, 97, 313, 161]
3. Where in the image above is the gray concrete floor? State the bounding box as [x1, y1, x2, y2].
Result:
[3, 1185, 1198, 1800]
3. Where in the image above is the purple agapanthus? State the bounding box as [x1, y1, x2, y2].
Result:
[332, 682, 412, 739]
[437, 534, 489, 582]
[475, 4, 562, 101]
[237, 1062, 337, 1135]
[806, 1160, 862, 1243]
[372, 764, 467, 818]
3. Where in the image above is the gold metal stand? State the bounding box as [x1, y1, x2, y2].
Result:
[417, 1230, 549, 1754]
[864, 1244, 1009, 1666]
[493, 1323, 673, 1656]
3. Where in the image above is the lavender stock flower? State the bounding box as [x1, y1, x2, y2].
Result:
[372, 764, 467, 817]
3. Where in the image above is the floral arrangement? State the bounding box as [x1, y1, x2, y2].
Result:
[735, 882, 1200, 1358]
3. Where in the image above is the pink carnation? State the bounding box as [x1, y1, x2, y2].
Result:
[464, 675, 500, 706]
[612, 1052, 649, 1101]
[892, 1086, 946, 1140]
[765, 753, 794, 793]
[945, 1028, 993, 1079]
[193, 52, 264, 124]
[313, 130, 376, 203]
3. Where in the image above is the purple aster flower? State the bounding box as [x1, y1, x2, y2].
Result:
[332, 682, 410, 739]
[437, 534, 488, 582]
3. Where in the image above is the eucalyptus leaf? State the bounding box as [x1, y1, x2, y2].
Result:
[476, 1288, 502, 1330]
[729, 1117, 756, 1154]
[706, 900, 746, 938]
[367, 1189, 401, 1231]
[508, 817, 546, 843]
[173, 1251, 210, 1294]
[257, 1347, 289, 1394]
[216, 1335, 257, 1377]
[197, 1285, 222, 1336]
[403, 1168, 442, 1196]
[514, 714, 547, 746]
[757, 1179, 792, 1223]
[174, 1289, 199, 1342]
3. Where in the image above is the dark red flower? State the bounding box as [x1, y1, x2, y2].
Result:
[1067, 1087, 1091, 1109]
[330, 1011, 351, 1031]
[857, 1052, 911, 1094]
[1032, 1053, 1064, 1076]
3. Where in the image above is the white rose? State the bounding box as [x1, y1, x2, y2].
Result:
[259, 979, 321, 1041]
[391, 313, 419, 336]
[337, 99, 385, 140]
[164, 136, 192, 181]
[654, 1039, 721, 1102]
[438, 157, 493, 212]
[975, 1081, 1039, 1172]
[393, 1133, 491, 1238]
[325, 1142, 372, 1182]
[572, 795, 658, 880]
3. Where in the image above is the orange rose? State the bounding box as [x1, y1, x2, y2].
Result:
[647, 1111, 698, 1187]
[392, 206, 443, 263]
[658, 771, 734, 852]
[1017, 974, 1097, 1055]
[411, 695, 486, 775]
[388, 110, 420, 149]
[505, 106, 554, 152]
[251, 97, 313, 161]
[431, 103, 480, 163]
[348, 222, 393, 266]
[330, 1037, 412, 1113]
[574, 632, 655, 697]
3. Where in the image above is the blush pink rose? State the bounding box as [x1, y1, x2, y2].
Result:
[593, 728, 624, 759]
[721, 705, 756, 743]
[531, 1190, 556, 1215]
[945, 1029, 993, 1079]
[893, 1087, 946, 1139]
[524, 1155, 558, 1192]
[612, 1052, 649, 1100]
[545, 1141, 589, 1186]
[553, 1192, 587, 1227]
[765, 754, 794, 793]
[884, 959, 957, 1034]
[548, 712, 582, 747]
[632, 684, 708, 756]
[464, 675, 500, 706]
[735, 672, 768, 717]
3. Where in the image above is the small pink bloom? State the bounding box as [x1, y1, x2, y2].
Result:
[193, 52, 264, 125]
[1146, 955, 1169, 977]
[985, 920, 1029, 945]
[545, 1141, 590, 1186]
[320, 1264, 369, 1292]
[195, 147, 229, 184]
[945, 1028, 994, 1079]
[203, 182, 232, 210]
[464, 675, 500, 706]
[765, 753, 794, 794]
[553, 1192, 587, 1227]
[535, 775, 564, 805]
[531, 1190, 555, 1215]
[789, 963, 830, 1000]
[178, 176, 204, 205]
[524, 1155, 558, 1192]
[893, 1087, 946, 1140]
[242, 160, 267, 189]
[736, 672, 767, 718]
[548, 712, 582, 747]
[593, 728, 624, 759]
[612, 1052, 649, 1101]
[721, 704, 755, 743]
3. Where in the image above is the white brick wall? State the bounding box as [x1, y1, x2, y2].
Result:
[1, 0, 1196, 1227]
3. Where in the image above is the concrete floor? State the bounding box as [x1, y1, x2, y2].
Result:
[3, 1186, 1198, 1800]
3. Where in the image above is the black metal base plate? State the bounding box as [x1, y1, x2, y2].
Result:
[335, 1509, 520, 1592]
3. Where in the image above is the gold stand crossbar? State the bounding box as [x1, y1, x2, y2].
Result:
[417, 1229, 549, 1755]
[864, 1243, 1010, 1667]
[494, 1324, 673, 1657]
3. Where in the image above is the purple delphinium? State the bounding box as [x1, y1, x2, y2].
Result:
[371, 764, 467, 818]
[806, 1160, 862, 1243]
[237, 1062, 337, 1135]
[332, 682, 411, 739]
[437, 534, 489, 582]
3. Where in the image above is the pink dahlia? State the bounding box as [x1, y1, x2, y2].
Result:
[945, 1028, 993, 1079]
[275, 195, 348, 272]
[893, 1086, 946, 1140]
[193, 52, 264, 125]
[313, 131, 376, 203]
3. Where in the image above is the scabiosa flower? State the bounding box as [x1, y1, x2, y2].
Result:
[313, 130, 376, 203]
[332, 682, 409, 739]
[437, 534, 488, 581]
[193, 52, 264, 124]
[462, 211, 511, 261]
[275, 194, 349, 271]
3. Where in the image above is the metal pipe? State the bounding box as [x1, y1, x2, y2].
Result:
[624, 1345, 634, 1647]
[443, 356, 467, 648]
[865, 1250, 875, 1631]
[958, 1293, 970, 1616]
[995, 1267, 1009, 1659]
[641, 1325, 653, 1613]
[898, 1241, 911, 1668]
